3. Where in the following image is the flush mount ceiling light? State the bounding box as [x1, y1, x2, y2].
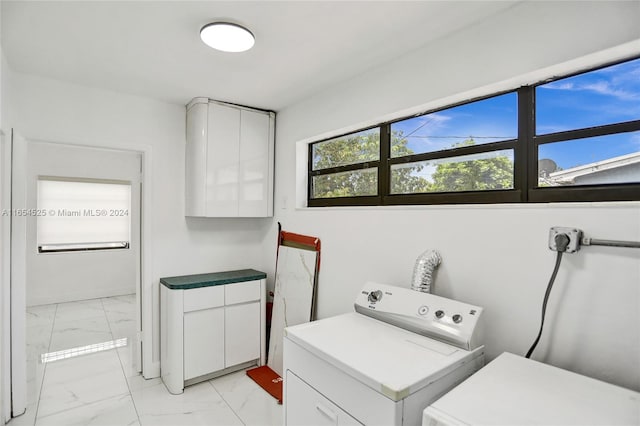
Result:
[200, 22, 255, 53]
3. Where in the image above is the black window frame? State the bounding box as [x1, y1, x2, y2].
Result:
[308, 56, 640, 207]
[308, 125, 383, 206]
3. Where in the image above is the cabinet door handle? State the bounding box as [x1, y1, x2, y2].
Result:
[315, 403, 338, 424]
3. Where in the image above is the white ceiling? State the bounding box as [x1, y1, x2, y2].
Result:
[2, 1, 519, 111]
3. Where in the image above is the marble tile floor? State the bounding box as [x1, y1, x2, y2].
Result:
[12, 295, 282, 426]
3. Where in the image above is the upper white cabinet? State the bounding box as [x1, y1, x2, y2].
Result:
[185, 97, 275, 217]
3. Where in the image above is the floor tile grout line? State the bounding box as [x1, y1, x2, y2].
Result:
[207, 378, 247, 426]
[32, 303, 58, 425]
[34, 299, 134, 422]
[29, 392, 134, 422]
[100, 296, 143, 425]
[29, 296, 273, 426]
[33, 300, 116, 424]
[27, 297, 140, 425]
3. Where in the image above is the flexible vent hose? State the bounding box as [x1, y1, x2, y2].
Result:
[411, 249, 442, 293]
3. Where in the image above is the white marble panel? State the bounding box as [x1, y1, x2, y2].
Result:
[102, 295, 136, 318]
[53, 299, 106, 322]
[37, 350, 129, 418]
[210, 370, 283, 426]
[26, 306, 56, 407]
[108, 318, 136, 340]
[132, 381, 242, 426]
[36, 393, 139, 426]
[26, 305, 57, 329]
[102, 294, 137, 340]
[49, 316, 113, 352]
[27, 325, 53, 361]
[268, 245, 317, 376]
[116, 344, 141, 380]
[26, 355, 46, 406]
[125, 374, 162, 393]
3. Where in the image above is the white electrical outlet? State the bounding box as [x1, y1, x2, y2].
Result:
[549, 226, 582, 253]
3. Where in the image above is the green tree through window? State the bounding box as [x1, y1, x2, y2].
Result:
[429, 140, 514, 192]
[313, 136, 514, 197]
[311, 130, 379, 198]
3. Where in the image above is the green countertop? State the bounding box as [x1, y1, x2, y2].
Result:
[160, 269, 266, 290]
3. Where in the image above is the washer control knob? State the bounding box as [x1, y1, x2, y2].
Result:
[452, 314, 463, 324]
[435, 310, 445, 319]
[418, 305, 429, 316]
[368, 290, 383, 303]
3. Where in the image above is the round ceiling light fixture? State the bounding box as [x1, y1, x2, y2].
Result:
[200, 22, 255, 53]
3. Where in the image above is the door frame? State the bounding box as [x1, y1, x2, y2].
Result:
[10, 130, 27, 417]
[8, 136, 156, 418]
[1, 129, 11, 423]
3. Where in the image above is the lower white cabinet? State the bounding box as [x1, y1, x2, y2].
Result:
[160, 270, 267, 394]
[225, 302, 260, 367]
[184, 307, 225, 380]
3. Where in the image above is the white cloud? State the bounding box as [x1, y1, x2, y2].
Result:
[540, 78, 639, 101]
[543, 82, 575, 91]
[408, 113, 452, 133]
[582, 81, 639, 101]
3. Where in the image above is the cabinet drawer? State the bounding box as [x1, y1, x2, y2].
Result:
[225, 280, 261, 305]
[286, 371, 362, 425]
[184, 285, 224, 312]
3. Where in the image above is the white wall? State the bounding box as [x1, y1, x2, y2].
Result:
[10, 72, 271, 371]
[266, 1, 640, 391]
[24, 142, 140, 306]
[0, 2, 9, 417]
[0, 132, 9, 425]
[0, 132, 7, 426]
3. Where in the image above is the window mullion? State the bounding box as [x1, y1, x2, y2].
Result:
[535, 120, 640, 145]
[518, 87, 534, 202]
[379, 124, 390, 203]
[388, 139, 517, 165]
[307, 142, 314, 206]
[309, 161, 380, 177]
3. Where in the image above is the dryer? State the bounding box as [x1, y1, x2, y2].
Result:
[283, 282, 485, 426]
[422, 352, 640, 425]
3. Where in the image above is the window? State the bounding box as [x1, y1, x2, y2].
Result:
[308, 57, 640, 206]
[530, 58, 640, 201]
[389, 150, 515, 194]
[37, 178, 131, 253]
[309, 128, 381, 204]
[388, 93, 518, 201]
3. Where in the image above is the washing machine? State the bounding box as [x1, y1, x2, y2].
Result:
[422, 352, 640, 425]
[283, 282, 485, 426]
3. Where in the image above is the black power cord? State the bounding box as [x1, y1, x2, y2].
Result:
[525, 233, 570, 359]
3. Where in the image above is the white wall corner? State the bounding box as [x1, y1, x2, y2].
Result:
[295, 141, 308, 209]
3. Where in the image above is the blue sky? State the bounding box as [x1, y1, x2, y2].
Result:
[392, 58, 640, 171]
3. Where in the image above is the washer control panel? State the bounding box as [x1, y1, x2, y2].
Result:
[368, 290, 383, 303]
[354, 282, 484, 350]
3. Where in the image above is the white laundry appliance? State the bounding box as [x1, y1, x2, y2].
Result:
[283, 282, 485, 426]
[422, 352, 640, 426]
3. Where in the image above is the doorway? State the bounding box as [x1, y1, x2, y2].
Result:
[8, 135, 148, 422]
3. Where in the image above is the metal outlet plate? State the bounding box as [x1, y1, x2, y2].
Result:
[549, 226, 582, 253]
